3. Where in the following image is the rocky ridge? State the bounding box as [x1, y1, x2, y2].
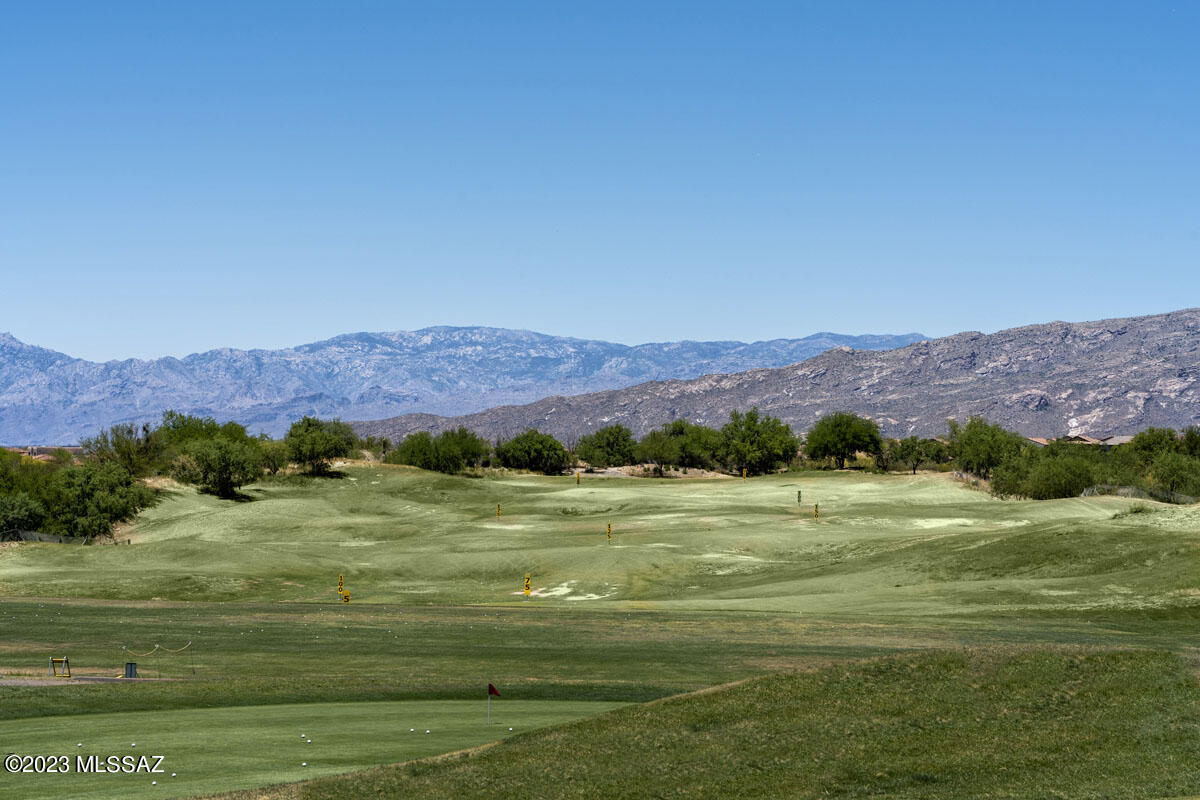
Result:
[0, 328, 923, 444]
[352, 309, 1200, 443]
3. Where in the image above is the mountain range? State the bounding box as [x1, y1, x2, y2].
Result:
[352, 309, 1200, 444]
[0, 328, 924, 445]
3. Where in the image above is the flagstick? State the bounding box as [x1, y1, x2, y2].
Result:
[488, 692, 491, 724]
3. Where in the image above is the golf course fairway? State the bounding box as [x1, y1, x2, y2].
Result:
[3, 466, 1200, 798]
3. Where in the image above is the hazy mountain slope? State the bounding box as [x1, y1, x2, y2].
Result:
[353, 309, 1200, 443]
[0, 328, 923, 444]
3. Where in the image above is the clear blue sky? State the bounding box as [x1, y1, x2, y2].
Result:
[2, 1, 1196, 361]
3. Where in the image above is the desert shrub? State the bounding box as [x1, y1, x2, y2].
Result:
[722, 408, 800, 475]
[496, 430, 571, 475]
[387, 428, 489, 474]
[576, 425, 637, 469]
[285, 417, 357, 474]
[804, 412, 880, 470]
[42, 462, 154, 538]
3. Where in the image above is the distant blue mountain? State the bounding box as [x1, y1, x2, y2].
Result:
[0, 327, 924, 444]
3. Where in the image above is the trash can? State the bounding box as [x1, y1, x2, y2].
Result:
[124, 662, 137, 679]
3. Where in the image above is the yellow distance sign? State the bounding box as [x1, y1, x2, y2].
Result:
[814, 503, 819, 520]
[523, 573, 531, 597]
[342, 591, 351, 604]
[576, 472, 580, 485]
[606, 522, 612, 541]
[497, 503, 502, 518]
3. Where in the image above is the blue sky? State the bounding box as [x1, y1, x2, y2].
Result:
[2, 1, 1197, 361]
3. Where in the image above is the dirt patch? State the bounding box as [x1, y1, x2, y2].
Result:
[0, 676, 179, 686]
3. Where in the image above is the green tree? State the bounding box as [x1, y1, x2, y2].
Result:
[1023, 454, 1097, 500]
[43, 462, 154, 538]
[635, 429, 681, 476]
[1149, 451, 1200, 496]
[495, 430, 571, 475]
[1181, 427, 1200, 459]
[804, 412, 882, 470]
[80, 422, 163, 477]
[874, 439, 899, 472]
[158, 410, 223, 445]
[672, 420, 724, 470]
[720, 408, 799, 476]
[388, 428, 489, 474]
[438, 428, 490, 470]
[577, 425, 637, 468]
[178, 437, 263, 498]
[0, 491, 45, 532]
[390, 432, 437, 470]
[284, 417, 356, 474]
[1129, 427, 1179, 467]
[259, 439, 290, 475]
[894, 437, 928, 474]
[951, 417, 1023, 479]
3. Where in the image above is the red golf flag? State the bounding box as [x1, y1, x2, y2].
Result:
[488, 683, 501, 697]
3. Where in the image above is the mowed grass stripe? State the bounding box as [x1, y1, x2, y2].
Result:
[0, 699, 620, 800]
[4, 468, 1198, 617]
[213, 650, 1200, 800]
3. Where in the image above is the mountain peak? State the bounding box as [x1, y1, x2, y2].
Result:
[351, 308, 1200, 443]
[0, 326, 925, 445]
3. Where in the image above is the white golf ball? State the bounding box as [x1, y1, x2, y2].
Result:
[77, 743, 82, 747]
[307, 740, 312, 744]
[509, 727, 513, 731]
[425, 730, 430, 734]
[410, 728, 414, 732]
[171, 773, 177, 777]
[131, 743, 136, 747]
[301, 733, 306, 737]
[302, 762, 307, 766]
[152, 781, 157, 785]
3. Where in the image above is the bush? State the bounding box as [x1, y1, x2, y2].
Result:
[260, 439, 290, 475]
[950, 417, 1024, 479]
[804, 412, 880, 470]
[0, 491, 46, 532]
[285, 417, 357, 474]
[722, 408, 799, 475]
[577, 425, 637, 469]
[496, 430, 571, 475]
[1023, 455, 1097, 499]
[634, 430, 680, 476]
[387, 428, 490, 474]
[178, 437, 264, 498]
[42, 462, 154, 538]
[1149, 452, 1200, 496]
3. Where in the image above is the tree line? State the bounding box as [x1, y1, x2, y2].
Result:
[7, 405, 1197, 541]
[384, 408, 802, 478]
[1, 411, 373, 539]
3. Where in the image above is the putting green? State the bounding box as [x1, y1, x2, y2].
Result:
[0, 699, 621, 800]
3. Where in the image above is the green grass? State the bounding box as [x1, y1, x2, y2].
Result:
[5, 467, 1200, 798]
[4, 467, 1199, 618]
[212, 649, 1200, 800]
[0, 699, 619, 800]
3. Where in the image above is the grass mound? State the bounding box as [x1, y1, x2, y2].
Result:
[226, 649, 1200, 800]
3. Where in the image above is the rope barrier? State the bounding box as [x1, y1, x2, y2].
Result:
[122, 645, 160, 657]
[159, 641, 192, 653]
